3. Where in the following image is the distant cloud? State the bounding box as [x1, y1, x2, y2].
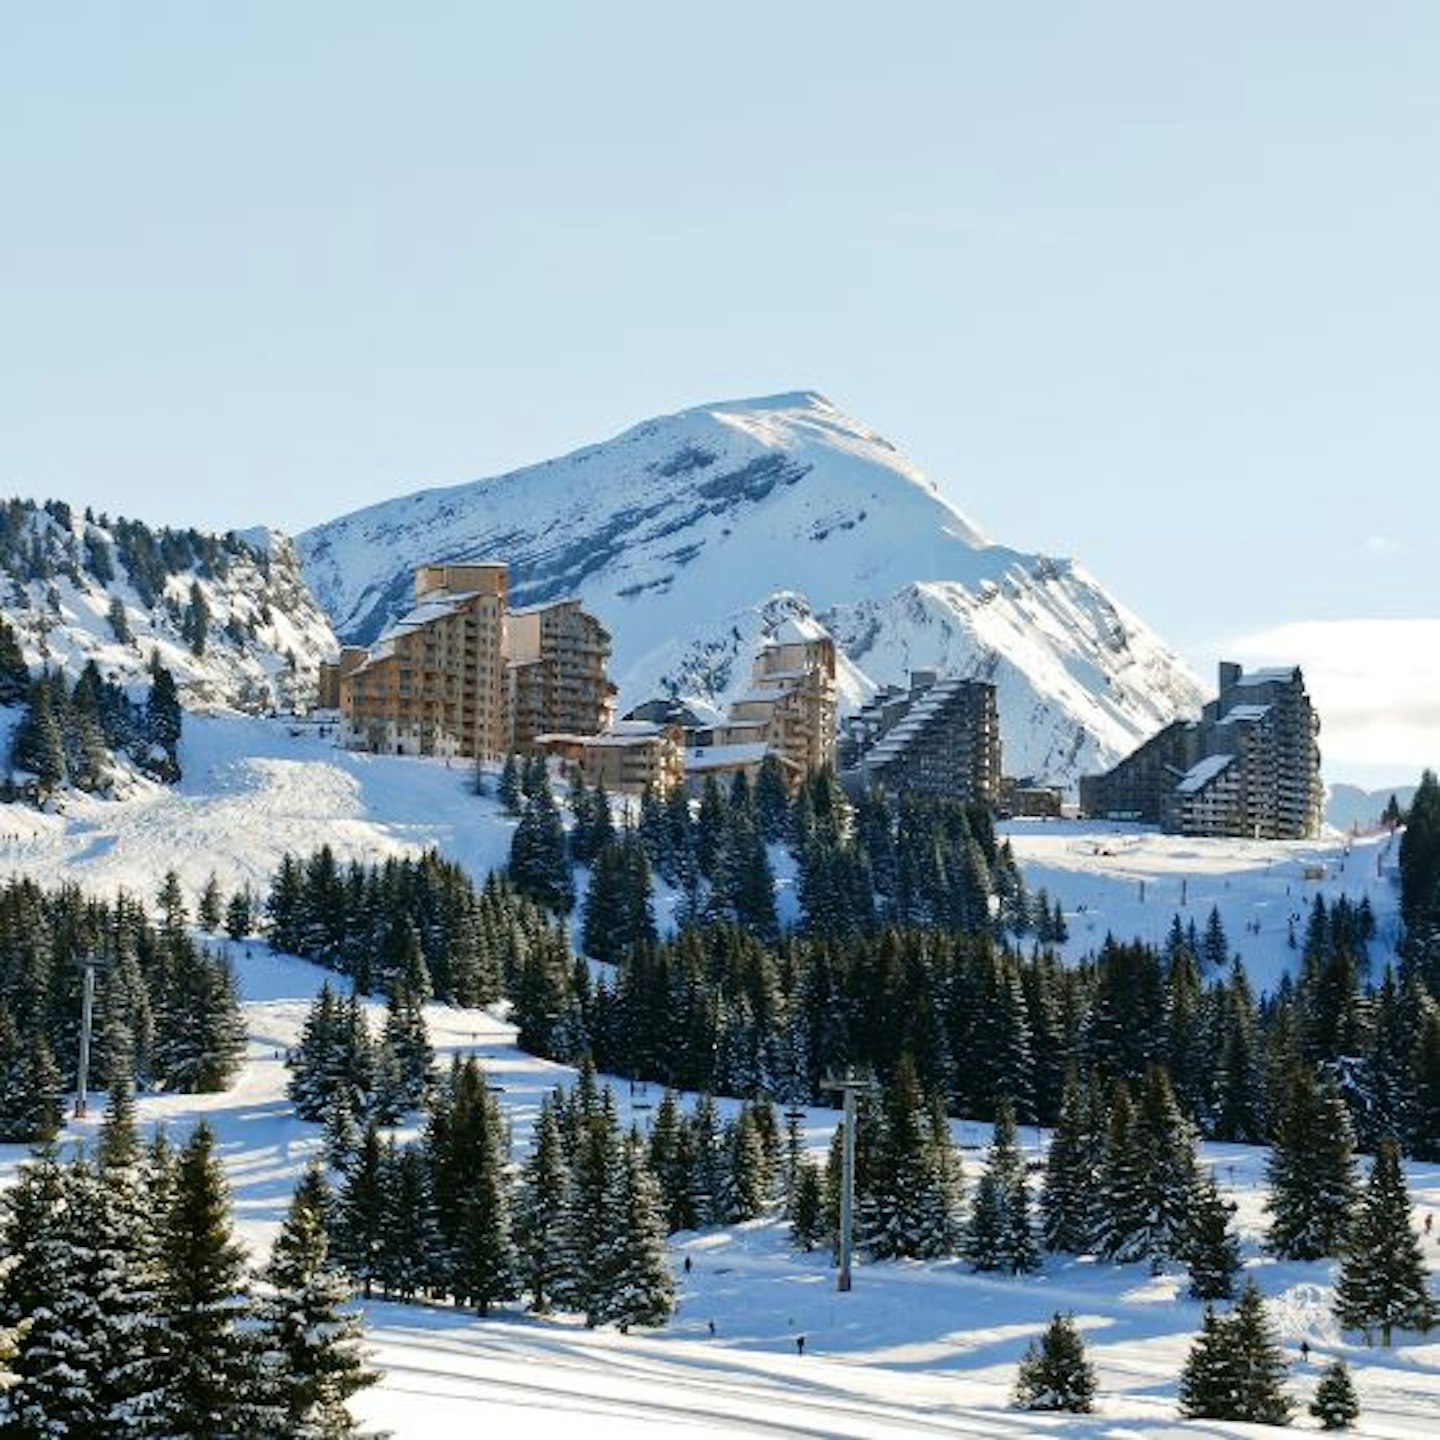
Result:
[1223, 620, 1440, 786]
[1362, 534, 1403, 556]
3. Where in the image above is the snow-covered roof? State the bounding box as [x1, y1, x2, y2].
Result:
[1217, 703, 1271, 726]
[1235, 667, 1296, 687]
[508, 597, 582, 617]
[536, 726, 666, 750]
[685, 742, 770, 771]
[1176, 753, 1235, 794]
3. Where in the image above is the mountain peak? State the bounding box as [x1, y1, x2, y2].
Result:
[299, 396, 1202, 784]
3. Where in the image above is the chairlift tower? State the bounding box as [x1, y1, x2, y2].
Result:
[72, 953, 112, 1118]
[821, 1068, 878, 1292]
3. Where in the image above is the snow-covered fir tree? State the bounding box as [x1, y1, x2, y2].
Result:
[1012, 1311, 1096, 1413]
[1178, 1282, 1293, 1425]
[255, 1165, 378, 1438]
[1310, 1358, 1361, 1430]
[1266, 1061, 1359, 1260]
[1334, 1139, 1437, 1344]
[153, 1122, 264, 1438]
[966, 1099, 1038, 1273]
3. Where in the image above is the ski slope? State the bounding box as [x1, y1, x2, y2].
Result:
[0, 716, 1436, 1435]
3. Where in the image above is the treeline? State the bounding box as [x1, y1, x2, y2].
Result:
[0, 872, 245, 1141]
[503, 759, 1051, 947]
[0, 1087, 374, 1436]
[263, 845, 564, 1008]
[2, 633, 184, 796]
[256, 830, 1440, 1160]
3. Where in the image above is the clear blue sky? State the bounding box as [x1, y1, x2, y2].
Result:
[2, 3, 1436, 764]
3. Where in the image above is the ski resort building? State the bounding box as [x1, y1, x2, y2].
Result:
[698, 617, 838, 788]
[507, 599, 617, 751]
[838, 670, 1002, 805]
[337, 564, 615, 761]
[1079, 661, 1323, 839]
[533, 720, 685, 796]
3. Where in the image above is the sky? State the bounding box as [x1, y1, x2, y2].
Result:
[1, 4, 1436, 783]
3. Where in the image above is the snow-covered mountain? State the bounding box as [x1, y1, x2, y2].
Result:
[0, 499, 337, 710]
[300, 392, 1204, 784]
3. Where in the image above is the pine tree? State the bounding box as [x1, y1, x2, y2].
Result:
[375, 1140, 440, 1303]
[197, 873, 224, 931]
[431, 1057, 517, 1314]
[790, 1160, 827, 1252]
[1181, 1171, 1241, 1301]
[516, 1096, 571, 1312]
[599, 1133, 677, 1333]
[154, 1121, 262, 1438]
[498, 753, 523, 814]
[966, 1100, 1038, 1273]
[1266, 1063, 1359, 1260]
[257, 1165, 378, 1438]
[1310, 1358, 1360, 1430]
[1223, 1280, 1294, 1425]
[1334, 1140, 1437, 1344]
[0, 616, 28, 704]
[1040, 1069, 1100, 1255]
[332, 1123, 387, 1298]
[861, 1054, 959, 1260]
[1012, 1312, 1096, 1413]
[0, 1153, 115, 1436]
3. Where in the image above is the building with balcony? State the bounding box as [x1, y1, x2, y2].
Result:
[337, 564, 615, 763]
[839, 670, 1002, 805]
[1079, 661, 1323, 839]
[534, 720, 685, 796]
[698, 616, 838, 789]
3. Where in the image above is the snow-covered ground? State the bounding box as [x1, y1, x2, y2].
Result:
[1, 716, 1436, 1435]
[1001, 818, 1403, 996]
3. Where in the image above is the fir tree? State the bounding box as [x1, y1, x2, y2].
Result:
[1181, 1171, 1241, 1301]
[1040, 1069, 1100, 1255]
[861, 1054, 959, 1260]
[257, 1165, 378, 1438]
[498, 753, 523, 814]
[1012, 1312, 1096, 1414]
[790, 1160, 827, 1252]
[1310, 1358, 1360, 1430]
[966, 1100, 1038, 1273]
[1266, 1063, 1358, 1260]
[154, 1121, 262, 1438]
[516, 1096, 571, 1312]
[332, 1122, 387, 1299]
[599, 1133, 677, 1333]
[0, 616, 28, 704]
[1334, 1140, 1436, 1344]
[1178, 1284, 1293, 1425]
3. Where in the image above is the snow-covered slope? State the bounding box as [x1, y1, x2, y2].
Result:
[299, 392, 1202, 784]
[0, 500, 337, 710]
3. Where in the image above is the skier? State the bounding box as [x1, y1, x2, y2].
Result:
[795, 1335, 806, 1357]
[684, 1254, 692, 1274]
[1300, 1339, 1310, 1363]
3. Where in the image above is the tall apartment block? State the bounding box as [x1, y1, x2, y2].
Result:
[839, 670, 1002, 805]
[698, 616, 838, 788]
[334, 564, 614, 762]
[1079, 661, 1322, 839]
[508, 599, 617, 751]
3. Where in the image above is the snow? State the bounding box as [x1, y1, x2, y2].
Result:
[1, 731, 1436, 1435]
[298, 392, 1206, 788]
[1176, 753, 1235, 794]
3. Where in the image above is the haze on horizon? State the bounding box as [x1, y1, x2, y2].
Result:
[1, 3, 1435, 785]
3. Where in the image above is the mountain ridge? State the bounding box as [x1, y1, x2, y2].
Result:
[299, 393, 1204, 785]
